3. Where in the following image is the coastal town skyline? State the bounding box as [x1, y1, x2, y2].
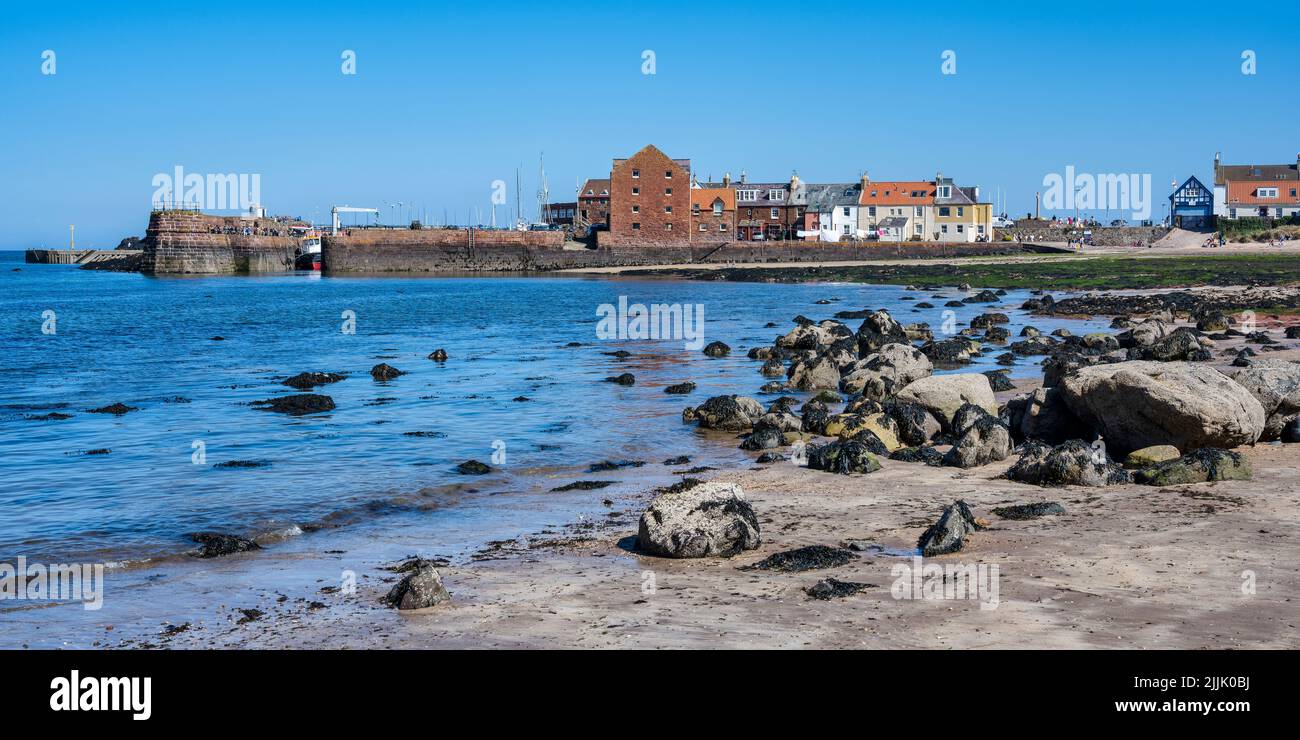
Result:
[4, 0, 1299, 248]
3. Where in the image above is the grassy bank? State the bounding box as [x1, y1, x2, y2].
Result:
[639, 253, 1300, 290]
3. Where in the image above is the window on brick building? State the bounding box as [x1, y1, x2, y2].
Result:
[666, 223, 672, 230]
[665, 206, 673, 213]
[632, 169, 640, 178]
[699, 223, 706, 231]
[719, 223, 726, 231]
[712, 200, 722, 216]
[665, 170, 672, 178]
[692, 204, 700, 216]
[632, 205, 639, 213]
[770, 208, 778, 219]
[632, 222, 641, 230]
[665, 188, 672, 195]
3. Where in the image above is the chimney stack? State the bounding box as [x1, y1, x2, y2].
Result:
[740, 170, 748, 184]
[789, 171, 800, 190]
[860, 171, 869, 189]
[722, 172, 731, 187]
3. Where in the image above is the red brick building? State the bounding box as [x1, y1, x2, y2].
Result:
[690, 183, 735, 242]
[577, 178, 611, 228]
[608, 145, 691, 246]
[733, 174, 805, 241]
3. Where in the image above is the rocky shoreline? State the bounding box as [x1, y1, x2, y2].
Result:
[75, 281, 1296, 650]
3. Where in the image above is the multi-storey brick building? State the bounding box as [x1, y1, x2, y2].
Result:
[734, 174, 805, 241]
[608, 145, 692, 246]
[690, 181, 736, 241]
[577, 178, 611, 228]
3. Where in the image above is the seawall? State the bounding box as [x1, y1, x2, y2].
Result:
[140, 211, 301, 274]
[322, 234, 1045, 273]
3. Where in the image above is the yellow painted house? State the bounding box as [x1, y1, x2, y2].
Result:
[931, 175, 993, 242]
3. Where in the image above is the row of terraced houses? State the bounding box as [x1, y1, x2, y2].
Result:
[573, 145, 993, 247]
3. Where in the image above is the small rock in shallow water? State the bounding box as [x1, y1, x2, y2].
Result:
[283, 372, 345, 390]
[588, 459, 644, 472]
[253, 394, 335, 415]
[755, 451, 785, 464]
[806, 578, 874, 600]
[702, 340, 731, 357]
[188, 532, 261, 558]
[428, 348, 448, 361]
[370, 363, 405, 381]
[213, 460, 269, 469]
[551, 480, 614, 492]
[662, 455, 691, 465]
[664, 381, 695, 394]
[456, 460, 491, 475]
[605, 373, 635, 386]
[88, 402, 138, 415]
[990, 502, 1066, 520]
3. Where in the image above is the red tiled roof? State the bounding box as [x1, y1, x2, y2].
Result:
[579, 179, 610, 198]
[1227, 180, 1300, 205]
[859, 181, 935, 206]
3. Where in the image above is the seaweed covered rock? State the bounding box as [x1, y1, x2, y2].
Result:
[991, 502, 1066, 520]
[839, 343, 932, 398]
[188, 532, 261, 559]
[1005, 440, 1130, 487]
[942, 414, 1012, 468]
[889, 445, 945, 466]
[702, 340, 731, 357]
[1134, 329, 1211, 363]
[883, 400, 942, 446]
[920, 337, 980, 367]
[1133, 448, 1252, 486]
[917, 500, 983, 556]
[855, 310, 909, 355]
[787, 353, 843, 390]
[636, 481, 761, 558]
[252, 394, 335, 416]
[807, 439, 882, 475]
[691, 395, 765, 431]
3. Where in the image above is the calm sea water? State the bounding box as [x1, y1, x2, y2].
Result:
[0, 251, 1110, 566]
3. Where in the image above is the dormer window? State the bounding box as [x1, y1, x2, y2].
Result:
[768, 189, 784, 202]
[937, 185, 952, 198]
[1258, 187, 1279, 198]
[712, 199, 723, 216]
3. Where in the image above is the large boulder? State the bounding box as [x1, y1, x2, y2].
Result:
[1059, 361, 1266, 456]
[855, 310, 908, 355]
[839, 343, 933, 398]
[920, 337, 980, 367]
[1119, 320, 1172, 348]
[1004, 387, 1091, 445]
[787, 354, 843, 390]
[1229, 359, 1300, 441]
[1133, 448, 1252, 486]
[691, 395, 765, 431]
[1006, 440, 1130, 487]
[636, 481, 761, 558]
[895, 373, 998, 431]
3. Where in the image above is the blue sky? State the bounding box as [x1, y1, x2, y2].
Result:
[1, 0, 1297, 248]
